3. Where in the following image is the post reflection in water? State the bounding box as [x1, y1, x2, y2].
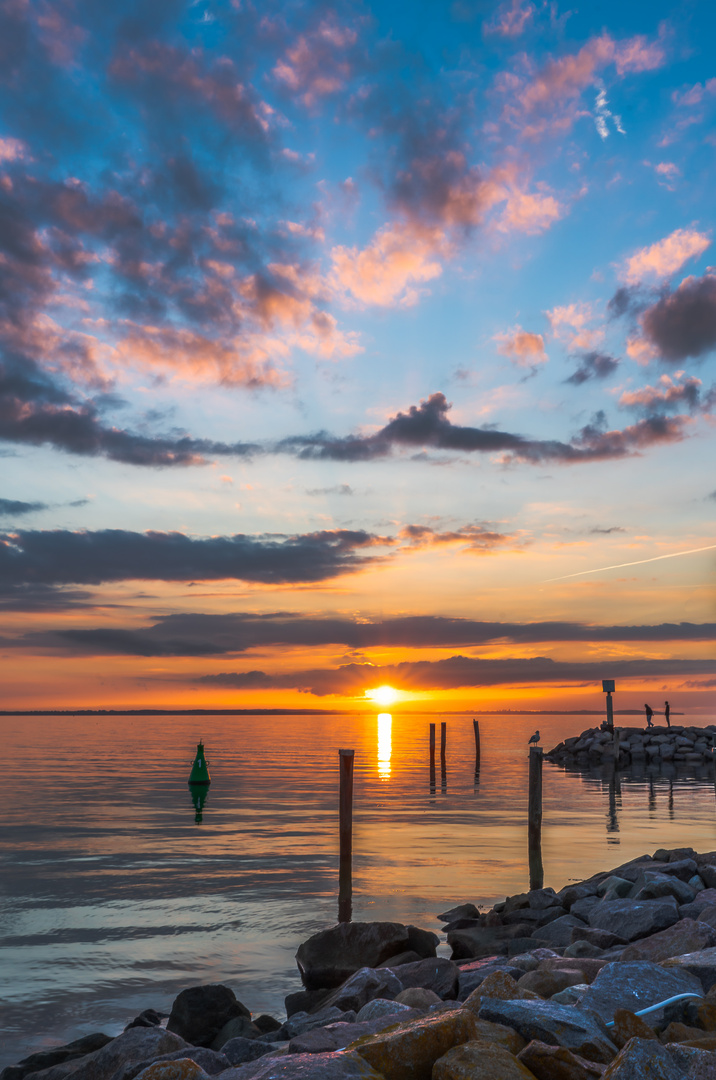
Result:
[377, 713, 392, 779]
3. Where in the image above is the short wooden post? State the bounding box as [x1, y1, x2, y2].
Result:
[440, 721, 447, 774]
[528, 746, 544, 891]
[473, 719, 481, 767]
[605, 690, 614, 733]
[338, 749, 354, 923]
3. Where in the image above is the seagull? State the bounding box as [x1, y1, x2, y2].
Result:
[528, 730, 541, 745]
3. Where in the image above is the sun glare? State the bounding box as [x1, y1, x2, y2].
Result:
[367, 685, 398, 706]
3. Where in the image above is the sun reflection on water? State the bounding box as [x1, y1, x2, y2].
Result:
[377, 713, 392, 779]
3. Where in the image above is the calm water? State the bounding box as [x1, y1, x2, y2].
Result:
[2, 711, 716, 1067]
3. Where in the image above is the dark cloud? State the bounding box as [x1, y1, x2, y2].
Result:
[13, 611, 716, 656]
[0, 497, 47, 516]
[398, 523, 515, 549]
[306, 484, 354, 496]
[0, 584, 96, 612]
[641, 274, 716, 362]
[590, 526, 626, 535]
[565, 352, 620, 385]
[201, 654, 716, 695]
[0, 527, 389, 587]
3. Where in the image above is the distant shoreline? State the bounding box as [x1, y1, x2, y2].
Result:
[0, 708, 683, 717]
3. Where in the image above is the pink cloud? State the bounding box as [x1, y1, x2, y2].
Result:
[614, 35, 666, 75]
[495, 327, 547, 367]
[330, 223, 447, 307]
[0, 137, 27, 163]
[546, 302, 603, 350]
[619, 373, 703, 411]
[483, 0, 535, 38]
[272, 18, 358, 107]
[653, 161, 681, 190]
[620, 228, 711, 285]
[672, 79, 716, 108]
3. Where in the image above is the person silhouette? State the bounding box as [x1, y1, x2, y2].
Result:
[645, 703, 654, 728]
[664, 701, 670, 727]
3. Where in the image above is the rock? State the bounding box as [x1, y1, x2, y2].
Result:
[663, 998, 716, 1031]
[296, 924, 410, 990]
[477, 1000, 617, 1064]
[27, 1030, 189, 1080]
[572, 929, 627, 950]
[630, 873, 696, 905]
[661, 947, 716, 992]
[699, 867, 716, 890]
[284, 990, 332, 1018]
[588, 898, 679, 942]
[406, 926, 439, 959]
[322, 967, 403, 1013]
[356, 1000, 414, 1022]
[252, 1018, 282, 1036]
[463, 971, 539, 1014]
[432, 1040, 536, 1080]
[560, 885, 601, 909]
[533, 916, 587, 948]
[516, 969, 586, 998]
[282, 1008, 357, 1040]
[349, 1008, 479, 1080]
[125, 1012, 165, 1032]
[112, 1049, 230, 1080]
[565, 942, 604, 959]
[571, 898, 602, 922]
[167, 986, 250, 1048]
[528, 888, 562, 911]
[394, 988, 441, 1010]
[578, 962, 704, 1021]
[457, 959, 527, 999]
[539, 958, 606, 984]
[665, 1045, 716, 1077]
[222, 1041, 274, 1067]
[517, 1040, 606, 1079]
[601, 1038, 690, 1078]
[289, 1028, 362, 1055]
[133, 1062, 208, 1080]
[381, 957, 458, 1000]
[438, 904, 480, 923]
[507, 939, 543, 957]
[597, 878, 633, 900]
[661, 1021, 707, 1044]
[211, 1019, 261, 1050]
[619, 919, 716, 963]
[551, 985, 590, 1005]
[216, 1051, 384, 1080]
[463, 1023, 526, 1055]
[0, 1036, 114, 1080]
[609, 1011, 658, 1050]
[448, 924, 534, 961]
[377, 952, 424, 968]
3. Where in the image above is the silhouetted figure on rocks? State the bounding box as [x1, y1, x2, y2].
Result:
[664, 700, 671, 727]
[645, 703, 654, 728]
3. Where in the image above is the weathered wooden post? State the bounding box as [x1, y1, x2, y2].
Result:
[602, 679, 615, 733]
[338, 748, 354, 923]
[614, 727, 621, 767]
[528, 746, 544, 891]
[473, 719, 481, 767]
[440, 721, 447, 763]
[429, 722, 436, 790]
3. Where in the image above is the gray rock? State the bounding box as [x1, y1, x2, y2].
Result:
[477, 999, 617, 1063]
[383, 957, 456, 1000]
[507, 938, 543, 956]
[406, 926, 439, 958]
[661, 946, 716, 992]
[222, 1041, 274, 1067]
[564, 940, 604, 958]
[527, 888, 562, 910]
[601, 1037, 688, 1078]
[588, 897, 679, 942]
[631, 871, 696, 904]
[0, 1036, 113, 1080]
[395, 988, 441, 1010]
[26, 1031, 189, 1080]
[284, 991, 331, 1019]
[355, 999, 413, 1023]
[658, 858, 699, 881]
[295, 923, 410, 990]
[533, 914, 587, 947]
[572, 927, 627, 949]
[214, 1051, 384, 1080]
[456, 958, 526, 998]
[597, 876, 633, 899]
[376, 951, 424, 967]
[665, 1045, 716, 1080]
[168, 986, 250, 1048]
[578, 961, 704, 1021]
[211, 1019, 262, 1051]
[252, 1019, 281, 1037]
[550, 984, 590, 1005]
[699, 866, 716, 890]
[447, 922, 533, 960]
[437, 903, 479, 923]
[282, 1009, 357, 1040]
[571, 896, 602, 921]
[113, 1049, 230, 1080]
[559, 884, 600, 908]
[133, 1062, 208, 1080]
[619, 918, 716, 963]
[321, 967, 402, 1014]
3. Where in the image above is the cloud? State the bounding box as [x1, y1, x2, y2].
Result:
[306, 484, 354, 497]
[640, 273, 716, 362]
[594, 83, 625, 139]
[653, 162, 681, 191]
[619, 373, 712, 414]
[330, 223, 446, 307]
[20, 610, 715, 657]
[0, 497, 47, 516]
[620, 229, 711, 285]
[397, 523, 516, 550]
[272, 18, 358, 107]
[201, 653, 716, 696]
[483, 0, 535, 38]
[547, 303, 603, 350]
[672, 79, 716, 108]
[0, 528, 390, 587]
[565, 351, 619, 385]
[495, 327, 548, 368]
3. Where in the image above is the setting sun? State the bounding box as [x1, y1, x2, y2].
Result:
[366, 685, 398, 707]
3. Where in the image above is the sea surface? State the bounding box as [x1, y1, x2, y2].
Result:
[2, 710, 716, 1067]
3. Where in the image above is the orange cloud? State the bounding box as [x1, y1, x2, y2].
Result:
[330, 223, 447, 307]
[620, 228, 711, 285]
[546, 303, 603, 350]
[495, 327, 547, 367]
[272, 19, 358, 107]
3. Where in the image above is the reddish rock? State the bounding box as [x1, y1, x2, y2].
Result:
[517, 1040, 606, 1079]
[609, 1011, 658, 1051]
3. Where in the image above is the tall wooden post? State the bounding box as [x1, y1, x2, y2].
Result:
[338, 749, 354, 923]
[606, 691, 614, 733]
[429, 722, 436, 790]
[528, 746, 544, 891]
[473, 719, 481, 767]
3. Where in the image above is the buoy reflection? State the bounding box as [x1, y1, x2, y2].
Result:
[377, 713, 392, 779]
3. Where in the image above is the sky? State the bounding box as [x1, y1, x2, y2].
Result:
[0, 0, 714, 714]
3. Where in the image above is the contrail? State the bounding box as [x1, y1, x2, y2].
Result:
[546, 543, 716, 582]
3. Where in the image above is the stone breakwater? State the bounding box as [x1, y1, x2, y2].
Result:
[8, 849, 716, 1080]
[546, 724, 716, 767]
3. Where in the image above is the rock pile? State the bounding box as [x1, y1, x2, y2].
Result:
[8, 848, 716, 1080]
[546, 724, 716, 768]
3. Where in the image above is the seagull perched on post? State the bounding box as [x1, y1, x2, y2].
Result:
[528, 730, 540, 746]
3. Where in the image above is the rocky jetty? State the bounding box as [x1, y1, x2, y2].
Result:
[8, 848, 716, 1079]
[546, 724, 716, 768]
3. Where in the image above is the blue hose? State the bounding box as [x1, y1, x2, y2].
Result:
[604, 991, 704, 1027]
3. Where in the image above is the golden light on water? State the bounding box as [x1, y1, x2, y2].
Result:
[377, 713, 392, 779]
[367, 685, 398, 707]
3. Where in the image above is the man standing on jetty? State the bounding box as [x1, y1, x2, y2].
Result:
[645, 703, 654, 727]
[665, 701, 671, 727]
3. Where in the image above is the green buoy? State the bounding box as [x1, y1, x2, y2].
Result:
[189, 741, 211, 786]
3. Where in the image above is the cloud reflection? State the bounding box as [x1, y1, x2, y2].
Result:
[377, 713, 392, 779]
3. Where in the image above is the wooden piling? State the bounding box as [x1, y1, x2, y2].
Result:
[338, 748, 354, 923]
[528, 746, 544, 891]
[440, 721, 446, 763]
[473, 719, 481, 767]
[429, 723, 436, 792]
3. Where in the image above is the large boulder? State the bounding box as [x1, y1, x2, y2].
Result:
[476, 999, 617, 1063]
[588, 897, 679, 942]
[661, 946, 716, 992]
[0, 1036, 113, 1080]
[214, 1051, 384, 1080]
[381, 958, 458, 1001]
[222, 1041, 274, 1067]
[432, 1040, 535, 1080]
[348, 1008, 479, 1080]
[578, 962, 704, 1021]
[133, 1063, 207, 1080]
[282, 1007, 357, 1040]
[619, 919, 716, 962]
[406, 927, 439, 959]
[321, 968, 403, 1013]
[448, 924, 534, 960]
[22, 1030, 188, 1080]
[112, 1048, 230, 1080]
[600, 1037, 688, 1078]
[167, 986, 250, 1047]
[532, 915, 587, 948]
[296, 924, 410, 990]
